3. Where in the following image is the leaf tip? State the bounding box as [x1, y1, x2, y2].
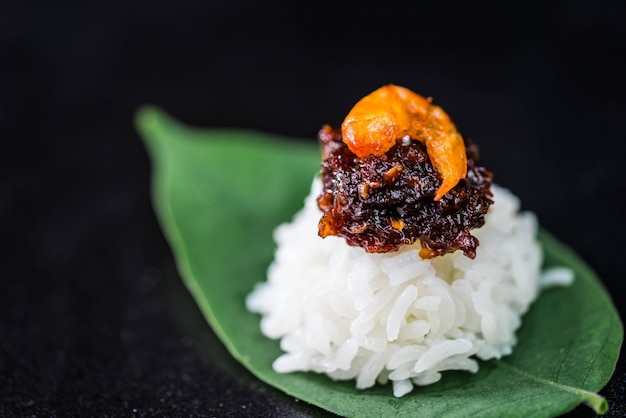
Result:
[134, 105, 164, 138]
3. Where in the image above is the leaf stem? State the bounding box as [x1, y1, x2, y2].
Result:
[496, 361, 609, 415]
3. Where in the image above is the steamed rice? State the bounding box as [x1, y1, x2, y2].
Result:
[246, 177, 573, 397]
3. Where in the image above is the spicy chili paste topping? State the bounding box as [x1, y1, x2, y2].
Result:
[316, 125, 494, 259]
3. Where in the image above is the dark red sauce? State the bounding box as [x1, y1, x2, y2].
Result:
[316, 125, 494, 259]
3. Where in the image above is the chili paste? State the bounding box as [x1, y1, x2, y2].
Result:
[316, 125, 494, 259]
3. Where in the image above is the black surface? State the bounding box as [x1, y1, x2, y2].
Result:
[1, 1, 625, 417]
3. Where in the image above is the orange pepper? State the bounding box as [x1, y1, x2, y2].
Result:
[341, 84, 467, 200]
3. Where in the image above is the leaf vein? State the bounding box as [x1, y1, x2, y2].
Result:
[496, 361, 608, 414]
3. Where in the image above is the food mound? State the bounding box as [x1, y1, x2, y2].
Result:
[246, 84, 567, 398]
[317, 125, 494, 258]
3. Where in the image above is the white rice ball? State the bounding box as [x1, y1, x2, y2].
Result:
[246, 177, 572, 397]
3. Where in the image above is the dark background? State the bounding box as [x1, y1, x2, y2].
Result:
[1, 1, 625, 417]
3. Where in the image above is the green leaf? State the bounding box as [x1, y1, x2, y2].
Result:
[136, 106, 623, 418]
